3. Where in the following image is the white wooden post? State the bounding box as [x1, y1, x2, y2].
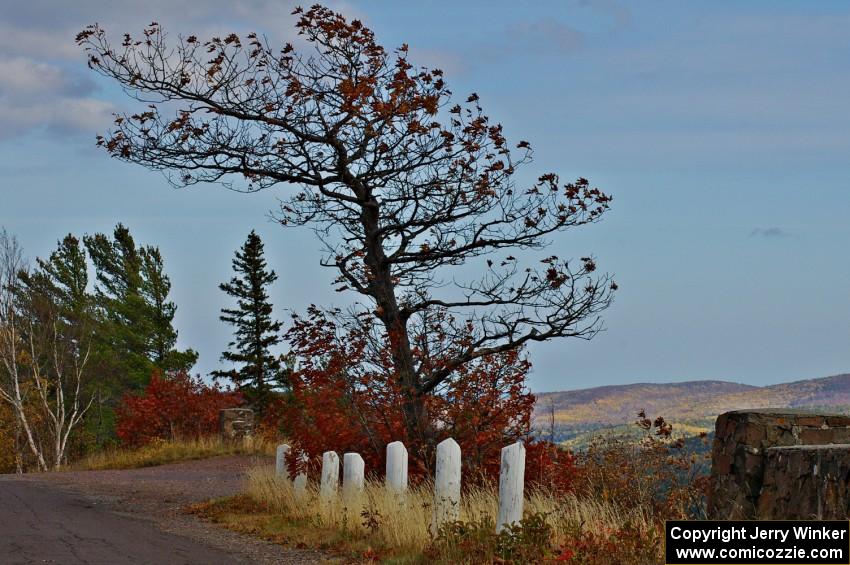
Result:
[386, 441, 408, 493]
[293, 453, 308, 495]
[320, 451, 339, 504]
[433, 438, 461, 531]
[496, 441, 525, 533]
[275, 444, 290, 480]
[342, 452, 365, 502]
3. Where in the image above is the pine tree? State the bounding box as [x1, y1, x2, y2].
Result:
[84, 223, 196, 390]
[13, 235, 99, 464]
[213, 230, 284, 407]
[84, 224, 149, 389]
[140, 246, 197, 372]
[18, 236, 95, 400]
[21, 234, 92, 338]
[20, 234, 116, 447]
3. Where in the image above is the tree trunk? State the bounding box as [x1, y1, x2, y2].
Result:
[14, 411, 22, 474]
[358, 195, 431, 451]
[374, 281, 427, 445]
[16, 402, 47, 471]
[54, 426, 63, 471]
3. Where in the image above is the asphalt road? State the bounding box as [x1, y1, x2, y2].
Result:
[0, 479, 245, 564]
[0, 456, 324, 565]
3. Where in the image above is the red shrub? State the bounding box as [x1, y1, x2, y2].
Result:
[525, 440, 578, 494]
[431, 349, 535, 480]
[116, 370, 243, 447]
[265, 308, 407, 473]
[262, 306, 577, 490]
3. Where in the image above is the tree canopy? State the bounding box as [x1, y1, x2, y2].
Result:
[77, 5, 616, 446]
[84, 224, 197, 390]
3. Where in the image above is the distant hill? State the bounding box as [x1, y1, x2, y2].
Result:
[533, 373, 850, 433]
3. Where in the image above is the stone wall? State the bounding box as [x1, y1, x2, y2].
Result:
[708, 409, 850, 519]
[759, 445, 850, 519]
[219, 408, 254, 442]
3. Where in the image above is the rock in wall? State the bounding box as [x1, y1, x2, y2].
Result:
[219, 408, 254, 441]
[758, 445, 850, 519]
[708, 409, 850, 519]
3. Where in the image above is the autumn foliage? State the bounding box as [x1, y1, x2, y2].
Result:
[116, 371, 243, 447]
[77, 3, 616, 446]
[258, 306, 574, 488]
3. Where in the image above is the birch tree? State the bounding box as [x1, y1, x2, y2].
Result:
[0, 228, 46, 470]
[0, 231, 95, 470]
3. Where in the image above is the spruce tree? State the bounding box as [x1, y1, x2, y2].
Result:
[213, 230, 284, 407]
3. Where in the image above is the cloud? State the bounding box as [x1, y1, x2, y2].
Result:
[492, 1, 630, 60]
[0, 93, 116, 141]
[407, 47, 468, 77]
[0, 55, 113, 140]
[0, 24, 81, 60]
[506, 20, 585, 54]
[0, 57, 94, 97]
[749, 227, 793, 238]
[0, 0, 362, 141]
[577, 0, 632, 31]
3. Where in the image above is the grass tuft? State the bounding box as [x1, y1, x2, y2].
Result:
[225, 464, 657, 561]
[72, 436, 276, 471]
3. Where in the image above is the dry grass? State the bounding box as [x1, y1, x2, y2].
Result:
[243, 464, 654, 554]
[72, 436, 276, 471]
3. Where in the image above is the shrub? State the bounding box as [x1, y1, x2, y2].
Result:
[0, 402, 17, 473]
[552, 520, 663, 564]
[262, 306, 576, 489]
[428, 513, 555, 563]
[115, 370, 243, 447]
[572, 412, 709, 520]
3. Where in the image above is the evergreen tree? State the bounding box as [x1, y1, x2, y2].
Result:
[21, 234, 92, 338]
[84, 224, 149, 389]
[16, 235, 95, 393]
[84, 224, 196, 390]
[213, 231, 284, 407]
[16, 234, 98, 459]
[18, 236, 95, 397]
[11, 227, 196, 449]
[140, 246, 197, 372]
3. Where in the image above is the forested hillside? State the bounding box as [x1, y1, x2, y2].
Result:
[535, 373, 850, 446]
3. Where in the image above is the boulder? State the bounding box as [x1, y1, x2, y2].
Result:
[219, 408, 254, 441]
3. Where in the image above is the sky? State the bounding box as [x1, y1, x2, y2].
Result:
[1, 0, 849, 392]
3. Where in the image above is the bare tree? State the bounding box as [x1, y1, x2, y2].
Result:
[23, 302, 94, 469]
[548, 398, 556, 445]
[0, 230, 94, 470]
[77, 6, 616, 446]
[0, 229, 46, 470]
